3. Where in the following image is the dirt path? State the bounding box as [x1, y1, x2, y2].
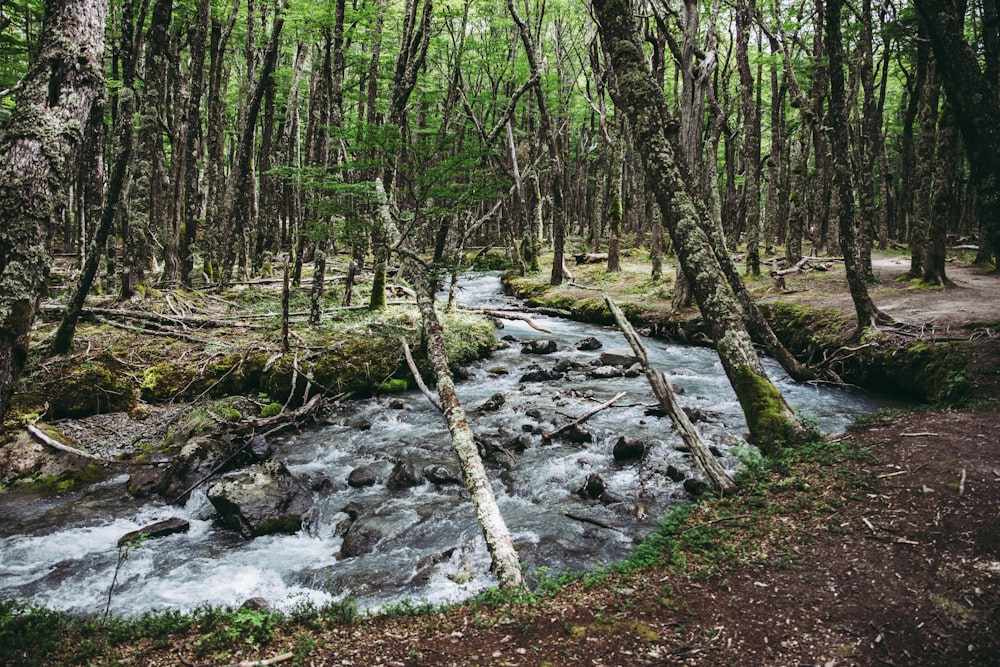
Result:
[766, 252, 1000, 333]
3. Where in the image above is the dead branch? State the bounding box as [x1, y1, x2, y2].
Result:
[544, 391, 627, 439]
[401, 337, 442, 412]
[605, 295, 737, 496]
[26, 423, 113, 462]
[562, 510, 623, 532]
[225, 651, 294, 667]
[461, 307, 554, 334]
[92, 314, 211, 345]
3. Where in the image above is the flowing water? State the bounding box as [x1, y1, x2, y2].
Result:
[0, 274, 903, 616]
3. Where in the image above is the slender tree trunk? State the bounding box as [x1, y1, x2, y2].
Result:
[0, 0, 107, 420]
[826, 0, 886, 333]
[737, 0, 762, 275]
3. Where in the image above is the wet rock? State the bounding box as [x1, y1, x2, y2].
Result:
[577, 473, 606, 500]
[341, 521, 384, 557]
[519, 368, 563, 383]
[453, 366, 473, 381]
[117, 517, 190, 547]
[683, 478, 711, 497]
[553, 359, 586, 373]
[588, 365, 624, 379]
[666, 465, 686, 482]
[561, 424, 593, 444]
[387, 459, 423, 489]
[598, 348, 639, 367]
[600, 490, 625, 505]
[389, 399, 408, 410]
[126, 466, 164, 498]
[507, 434, 533, 452]
[525, 408, 543, 421]
[682, 406, 719, 424]
[576, 336, 603, 351]
[613, 436, 648, 464]
[521, 339, 558, 355]
[501, 334, 519, 343]
[248, 435, 271, 461]
[624, 366, 643, 378]
[487, 366, 509, 375]
[346, 417, 372, 431]
[347, 467, 377, 488]
[207, 460, 314, 539]
[424, 464, 462, 485]
[477, 393, 506, 412]
[156, 435, 245, 503]
[241, 597, 270, 610]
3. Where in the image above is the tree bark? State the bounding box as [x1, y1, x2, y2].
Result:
[913, 0, 1000, 269]
[0, 0, 107, 420]
[593, 0, 806, 454]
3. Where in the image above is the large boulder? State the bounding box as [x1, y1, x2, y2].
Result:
[576, 336, 603, 351]
[522, 339, 558, 355]
[387, 459, 423, 490]
[423, 463, 462, 485]
[347, 467, 377, 488]
[207, 460, 314, 539]
[146, 435, 244, 503]
[598, 348, 639, 367]
[613, 436, 648, 464]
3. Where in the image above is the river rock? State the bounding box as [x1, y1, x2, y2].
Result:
[521, 339, 558, 355]
[683, 478, 710, 497]
[117, 517, 190, 547]
[346, 416, 372, 431]
[554, 358, 586, 373]
[507, 434, 533, 452]
[576, 336, 603, 351]
[519, 367, 563, 383]
[126, 466, 165, 498]
[588, 365, 624, 379]
[248, 435, 272, 461]
[347, 467, 377, 488]
[477, 393, 506, 412]
[387, 459, 423, 489]
[598, 348, 639, 367]
[666, 465, 685, 482]
[423, 464, 461, 485]
[613, 435, 648, 463]
[561, 424, 593, 444]
[155, 435, 245, 503]
[577, 473, 606, 500]
[340, 517, 386, 558]
[207, 460, 314, 539]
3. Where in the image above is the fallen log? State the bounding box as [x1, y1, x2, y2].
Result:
[604, 295, 736, 496]
[573, 252, 608, 264]
[27, 423, 112, 462]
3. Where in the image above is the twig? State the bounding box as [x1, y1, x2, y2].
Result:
[226, 652, 294, 667]
[899, 432, 940, 437]
[543, 391, 627, 439]
[958, 468, 966, 496]
[469, 308, 554, 334]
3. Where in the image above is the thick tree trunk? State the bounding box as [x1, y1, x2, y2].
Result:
[0, 0, 107, 420]
[737, 0, 762, 276]
[914, 0, 1000, 269]
[593, 0, 805, 453]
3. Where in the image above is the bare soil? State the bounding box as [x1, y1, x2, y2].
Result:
[5, 251, 1000, 666]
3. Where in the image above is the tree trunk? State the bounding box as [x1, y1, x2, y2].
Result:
[0, 0, 107, 420]
[409, 269, 523, 590]
[825, 0, 886, 332]
[593, 0, 806, 454]
[737, 0, 762, 276]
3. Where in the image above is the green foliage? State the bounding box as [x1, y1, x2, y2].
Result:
[259, 402, 283, 418]
[380, 598, 438, 618]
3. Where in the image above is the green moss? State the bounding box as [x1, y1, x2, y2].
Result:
[21, 463, 106, 493]
[255, 515, 303, 536]
[141, 363, 190, 402]
[379, 379, 408, 393]
[259, 402, 282, 418]
[43, 355, 137, 418]
[731, 366, 803, 457]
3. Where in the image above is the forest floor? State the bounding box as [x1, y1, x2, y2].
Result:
[3, 249, 1000, 666]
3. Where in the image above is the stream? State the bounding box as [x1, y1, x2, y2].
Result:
[0, 273, 902, 617]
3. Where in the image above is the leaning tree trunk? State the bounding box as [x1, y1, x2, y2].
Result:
[0, 0, 107, 420]
[594, 0, 806, 454]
